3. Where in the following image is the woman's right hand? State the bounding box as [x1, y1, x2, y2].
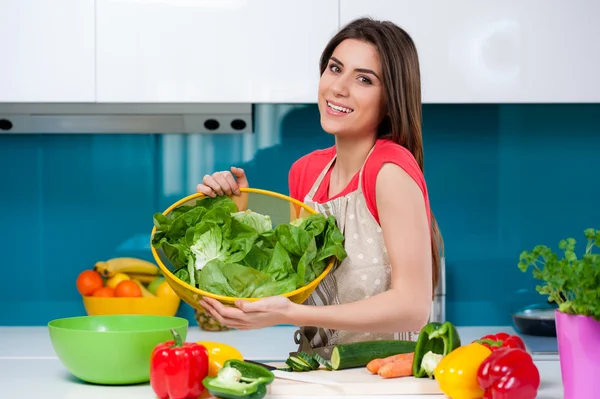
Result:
[196, 166, 249, 197]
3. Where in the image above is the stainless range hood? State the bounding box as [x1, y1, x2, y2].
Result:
[0, 103, 253, 134]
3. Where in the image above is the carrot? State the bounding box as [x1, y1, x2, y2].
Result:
[366, 352, 415, 374]
[367, 358, 387, 373]
[377, 352, 415, 379]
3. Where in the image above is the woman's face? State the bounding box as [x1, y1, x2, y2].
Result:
[318, 38, 386, 138]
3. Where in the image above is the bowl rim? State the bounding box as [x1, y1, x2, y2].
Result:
[47, 314, 189, 332]
[150, 187, 336, 303]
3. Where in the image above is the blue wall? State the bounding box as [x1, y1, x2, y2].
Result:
[1, 103, 598, 327]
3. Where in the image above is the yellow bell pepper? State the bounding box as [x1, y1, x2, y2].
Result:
[196, 341, 244, 377]
[433, 343, 492, 399]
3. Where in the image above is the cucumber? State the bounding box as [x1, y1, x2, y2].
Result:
[330, 340, 417, 370]
[283, 352, 331, 372]
[297, 352, 320, 370]
[286, 356, 312, 371]
[312, 353, 333, 371]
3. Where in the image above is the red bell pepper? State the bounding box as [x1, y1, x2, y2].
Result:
[150, 328, 209, 399]
[477, 347, 540, 399]
[473, 332, 526, 352]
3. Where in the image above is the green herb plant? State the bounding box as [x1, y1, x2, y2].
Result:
[518, 228, 600, 321]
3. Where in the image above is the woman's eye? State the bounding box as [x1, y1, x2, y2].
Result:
[358, 76, 372, 85]
[329, 64, 341, 73]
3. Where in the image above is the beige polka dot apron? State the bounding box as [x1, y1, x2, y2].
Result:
[291, 146, 419, 360]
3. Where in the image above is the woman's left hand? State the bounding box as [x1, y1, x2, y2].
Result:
[199, 296, 294, 330]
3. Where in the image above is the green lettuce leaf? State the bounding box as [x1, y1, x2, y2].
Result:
[231, 209, 273, 234]
[197, 259, 278, 298]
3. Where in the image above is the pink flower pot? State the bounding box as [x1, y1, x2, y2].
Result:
[555, 310, 600, 399]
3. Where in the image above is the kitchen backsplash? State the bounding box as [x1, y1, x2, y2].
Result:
[1, 103, 598, 327]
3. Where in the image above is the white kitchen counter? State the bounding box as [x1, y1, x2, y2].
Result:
[0, 325, 564, 398]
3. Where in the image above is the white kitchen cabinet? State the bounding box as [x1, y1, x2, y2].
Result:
[0, 0, 95, 103]
[341, 0, 600, 103]
[96, 0, 339, 103]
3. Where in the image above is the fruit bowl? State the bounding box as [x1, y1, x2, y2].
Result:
[150, 188, 343, 328]
[48, 314, 188, 385]
[76, 258, 181, 317]
[82, 296, 181, 317]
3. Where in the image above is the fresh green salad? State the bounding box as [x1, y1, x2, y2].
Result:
[151, 196, 347, 298]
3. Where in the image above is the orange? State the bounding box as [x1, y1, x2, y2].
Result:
[76, 270, 104, 296]
[114, 280, 142, 297]
[92, 287, 115, 297]
[196, 341, 244, 377]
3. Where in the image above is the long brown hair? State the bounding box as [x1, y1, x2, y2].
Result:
[319, 17, 444, 297]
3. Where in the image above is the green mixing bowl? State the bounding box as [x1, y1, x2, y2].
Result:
[48, 314, 189, 385]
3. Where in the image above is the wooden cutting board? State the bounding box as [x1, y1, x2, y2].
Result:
[265, 363, 443, 396]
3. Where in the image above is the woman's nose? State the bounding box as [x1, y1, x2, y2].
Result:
[331, 76, 350, 97]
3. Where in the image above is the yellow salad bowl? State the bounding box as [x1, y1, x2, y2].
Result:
[150, 188, 336, 313]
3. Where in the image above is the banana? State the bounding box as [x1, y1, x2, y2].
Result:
[132, 279, 156, 298]
[94, 257, 159, 278]
[126, 273, 158, 284]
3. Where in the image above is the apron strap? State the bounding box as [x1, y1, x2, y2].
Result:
[305, 154, 337, 199]
[357, 143, 378, 190]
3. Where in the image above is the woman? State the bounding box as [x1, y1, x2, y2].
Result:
[197, 17, 443, 353]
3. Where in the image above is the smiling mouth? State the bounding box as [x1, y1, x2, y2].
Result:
[327, 101, 354, 113]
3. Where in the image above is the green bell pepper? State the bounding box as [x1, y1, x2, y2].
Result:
[412, 321, 461, 378]
[202, 359, 274, 399]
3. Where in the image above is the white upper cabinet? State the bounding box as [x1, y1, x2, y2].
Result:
[96, 0, 339, 103]
[341, 0, 600, 103]
[4, 0, 597, 104]
[0, 0, 95, 103]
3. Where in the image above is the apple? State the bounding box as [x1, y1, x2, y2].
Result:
[147, 277, 166, 295]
